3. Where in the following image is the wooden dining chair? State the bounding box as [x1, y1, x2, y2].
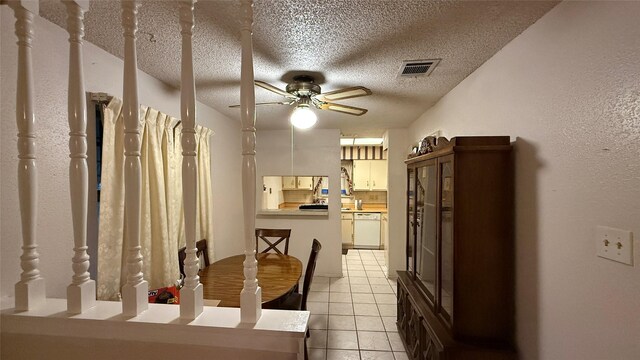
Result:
[255, 228, 292, 255]
[274, 239, 321, 360]
[277, 239, 322, 311]
[178, 239, 210, 277]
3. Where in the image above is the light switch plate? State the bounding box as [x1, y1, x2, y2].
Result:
[596, 226, 634, 266]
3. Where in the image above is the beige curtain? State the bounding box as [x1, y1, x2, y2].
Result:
[196, 125, 214, 252]
[174, 124, 214, 262]
[97, 98, 212, 300]
[97, 99, 126, 300]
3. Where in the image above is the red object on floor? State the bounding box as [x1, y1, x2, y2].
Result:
[148, 286, 180, 304]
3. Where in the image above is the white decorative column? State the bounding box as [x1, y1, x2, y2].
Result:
[120, 0, 148, 316]
[178, 0, 203, 319]
[7, 0, 46, 311]
[239, 0, 262, 323]
[63, 0, 96, 314]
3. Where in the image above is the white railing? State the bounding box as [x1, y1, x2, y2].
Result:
[9, 0, 46, 312]
[1, 0, 307, 358]
[63, 0, 95, 314]
[239, 0, 262, 323]
[120, 0, 149, 316]
[178, 0, 204, 320]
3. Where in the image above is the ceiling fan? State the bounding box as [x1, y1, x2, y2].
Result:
[230, 75, 372, 116]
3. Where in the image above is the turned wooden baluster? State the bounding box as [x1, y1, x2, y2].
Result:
[63, 0, 96, 314]
[179, 0, 203, 319]
[7, 0, 46, 311]
[239, 0, 262, 323]
[120, 0, 148, 316]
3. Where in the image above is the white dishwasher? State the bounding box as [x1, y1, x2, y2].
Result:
[353, 212, 381, 249]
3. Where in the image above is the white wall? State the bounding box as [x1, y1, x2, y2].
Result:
[406, 2, 640, 359]
[255, 129, 342, 278]
[385, 129, 407, 279]
[0, 8, 243, 298]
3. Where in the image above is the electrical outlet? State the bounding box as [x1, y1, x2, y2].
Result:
[596, 225, 633, 266]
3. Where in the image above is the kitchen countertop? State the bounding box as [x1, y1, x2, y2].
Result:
[257, 209, 328, 216]
[261, 202, 387, 214]
[340, 206, 387, 213]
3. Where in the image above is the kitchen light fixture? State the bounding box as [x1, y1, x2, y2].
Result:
[290, 102, 317, 129]
[353, 137, 383, 145]
[340, 138, 354, 146]
[340, 137, 384, 146]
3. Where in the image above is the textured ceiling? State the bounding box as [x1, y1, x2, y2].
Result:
[40, 0, 558, 136]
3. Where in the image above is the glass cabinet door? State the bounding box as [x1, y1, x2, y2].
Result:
[407, 168, 415, 273]
[415, 162, 437, 303]
[439, 158, 454, 322]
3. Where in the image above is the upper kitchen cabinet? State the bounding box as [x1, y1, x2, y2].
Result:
[370, 161, 388, 190]
[282, 176, 313, 190]
[298, 176, 314, 190]
[353, 160, 388, 191]
[282, 176, 296, 190]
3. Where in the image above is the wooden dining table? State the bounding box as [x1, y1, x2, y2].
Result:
[199, 253, 303, 308]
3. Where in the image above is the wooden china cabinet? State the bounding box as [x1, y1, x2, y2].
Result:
[398, 136, 516, 359]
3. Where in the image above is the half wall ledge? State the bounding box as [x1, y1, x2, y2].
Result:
[1, 297, 308, 360]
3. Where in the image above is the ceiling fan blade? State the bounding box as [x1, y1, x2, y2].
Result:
[314, 86, 372, 102]
[254, 80, 298, 99]
[228, 101, 294, 108]
[317, 102, 368, 116]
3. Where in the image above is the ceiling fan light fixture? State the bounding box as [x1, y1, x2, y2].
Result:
[353, 137, 384, 145]
[290, 104, 317, 129]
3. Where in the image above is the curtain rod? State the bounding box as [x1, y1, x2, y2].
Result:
[88, 92, 113, 104]
[87, 92, 214, 136]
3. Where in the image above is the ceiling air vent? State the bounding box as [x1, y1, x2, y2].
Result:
[398, 59, 441, 78]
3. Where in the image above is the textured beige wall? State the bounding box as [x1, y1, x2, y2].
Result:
[255, 129, 342, 278]
[0, 8, 243, 298]
[406, 1, 640, 359]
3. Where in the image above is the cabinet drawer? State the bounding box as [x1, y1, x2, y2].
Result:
[341, 213, 353, 220]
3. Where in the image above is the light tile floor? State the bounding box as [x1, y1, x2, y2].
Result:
[307, 250, 408, 360]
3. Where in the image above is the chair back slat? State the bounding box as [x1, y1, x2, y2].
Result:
[255, 228, 291, 255]
[196, 239, 210, 267]
[301, 239, 322, 311]
[178, 246, 187, 277]
[179, 239, 209, 277]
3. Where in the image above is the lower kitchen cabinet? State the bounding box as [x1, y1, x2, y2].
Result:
[381, 213, 388, 251]
[341, 213, 353, 247]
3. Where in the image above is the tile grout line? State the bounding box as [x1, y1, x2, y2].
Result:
[347, 250, 361, 358]
[322, 250, 400, 359]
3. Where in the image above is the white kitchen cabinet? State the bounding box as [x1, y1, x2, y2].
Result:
[341, 213, 353, 246]
[370, 160, 388, 190]
[282, 176, 297, 190]
[353, 160, 371, 190]
[297, 176, 314, 190]
[381, 212, 388, 256]
[353, 160, 387, 191]
[282, 176, 313, 190]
